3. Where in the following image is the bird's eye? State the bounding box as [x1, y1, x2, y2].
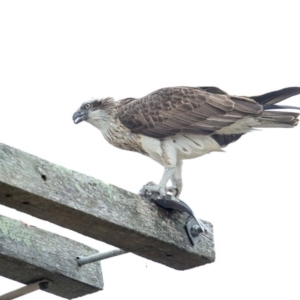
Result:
[84, 103, 91, 109]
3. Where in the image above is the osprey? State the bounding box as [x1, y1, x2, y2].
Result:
[73, 86, 300, 197]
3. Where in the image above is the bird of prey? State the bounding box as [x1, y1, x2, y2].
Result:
[73, 86, 300, 198]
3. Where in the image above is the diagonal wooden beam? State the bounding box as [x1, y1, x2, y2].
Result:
[0, 214, 103, 299]
[0, 142, 215, 270]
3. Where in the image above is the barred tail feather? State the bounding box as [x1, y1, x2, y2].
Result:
[247, 87, 300, 128]
[256, 111, 299, 128]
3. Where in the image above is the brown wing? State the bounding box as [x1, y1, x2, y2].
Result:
[117, 86, 263, 138]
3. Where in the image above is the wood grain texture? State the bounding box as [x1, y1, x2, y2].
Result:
[0, 142, 215, 270]
[0, 214, 103, 299]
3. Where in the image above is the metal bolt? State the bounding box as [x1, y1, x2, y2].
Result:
[77, 248, 127, 266]
[39, 281, 49, 290]
[190, 224, 202, 237]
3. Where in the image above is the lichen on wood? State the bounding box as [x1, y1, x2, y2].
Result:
[0, 214, 103, 299]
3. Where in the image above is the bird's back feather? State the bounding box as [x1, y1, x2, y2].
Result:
[117, 86, 263, 139]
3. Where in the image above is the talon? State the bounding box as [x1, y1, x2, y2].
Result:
[166, 186, 179, 197]
[174, 188, 179, 197]
[146, 190, 153, 195]
[141, 183, 167, 198]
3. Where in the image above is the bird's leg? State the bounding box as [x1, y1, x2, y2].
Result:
[170, 160, 183, 197]
[159, 167, 175, 186]
[141, 140, 179, 198]
[144, 167, 176, 198]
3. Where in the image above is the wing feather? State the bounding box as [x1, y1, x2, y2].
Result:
[117, 87, 263, 138]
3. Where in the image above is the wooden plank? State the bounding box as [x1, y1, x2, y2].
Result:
[0, 142, 215, 270]
[0, 214, 103, 299]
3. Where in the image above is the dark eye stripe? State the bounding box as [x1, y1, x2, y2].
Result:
[92, 100, 103, 110]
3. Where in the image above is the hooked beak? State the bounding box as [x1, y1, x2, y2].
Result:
[73, 110, 88, 124]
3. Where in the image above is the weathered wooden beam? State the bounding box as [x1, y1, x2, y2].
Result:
[0, 214, 103, 299]
[0, 142, 215, 270]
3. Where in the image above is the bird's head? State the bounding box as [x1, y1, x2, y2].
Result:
[73, 98, 116, 128]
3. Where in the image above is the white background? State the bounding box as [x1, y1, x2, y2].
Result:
[1, 1, 300, 299]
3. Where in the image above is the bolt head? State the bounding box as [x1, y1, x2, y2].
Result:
[190, 224, 202, 237]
